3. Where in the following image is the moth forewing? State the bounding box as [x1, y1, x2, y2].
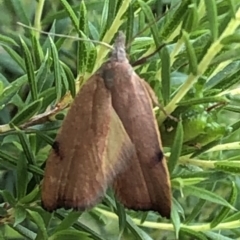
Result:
[101, 107, 136, 184]
[139, 78, 160, 107]
[104, 32, 172, 218]
[41, 74, 134, 212]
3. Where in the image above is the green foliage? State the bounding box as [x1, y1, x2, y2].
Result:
[0, 0, 240, 239]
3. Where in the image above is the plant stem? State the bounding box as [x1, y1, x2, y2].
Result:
[93, 0, 131, 72]
[96, 208, 240, 232]
[178, 155, 215, 169]
[34, 0, 45, 40]
[218, 88, 240, 96]
[206, 142, 240, 152]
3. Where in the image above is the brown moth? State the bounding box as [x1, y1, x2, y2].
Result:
[103, 32, 171, 218]
[41, 31, 171, 218]
[41, 69, 135, 211]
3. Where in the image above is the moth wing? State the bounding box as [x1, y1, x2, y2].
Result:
[140, 79, 177, 121]
[41, 75, 134, 211]
[104, 61, 171, 218]
[139, 78, 159, 106]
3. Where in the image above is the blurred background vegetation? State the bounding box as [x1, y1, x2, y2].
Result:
[1, 0, 240, 239]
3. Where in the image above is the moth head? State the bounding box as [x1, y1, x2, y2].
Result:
[110, 31, 128, 63]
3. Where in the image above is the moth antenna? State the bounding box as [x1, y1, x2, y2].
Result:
[110, 31, 128, 62]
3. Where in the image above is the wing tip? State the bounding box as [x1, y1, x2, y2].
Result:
[41, 201, 88, 212]
[115, 195, 171, 219]
[123, 204, 171, 219]
[41, 197, 102, 213]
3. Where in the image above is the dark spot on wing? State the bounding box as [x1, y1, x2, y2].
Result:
[157, 150, 164, 161]
[52, 141, 60, 156]
[149, 150, 164, 168]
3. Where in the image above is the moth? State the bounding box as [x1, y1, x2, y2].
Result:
[105, 32, 171, 218]
[41, 31, 171, 218]
[41, 69, 135, 211]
